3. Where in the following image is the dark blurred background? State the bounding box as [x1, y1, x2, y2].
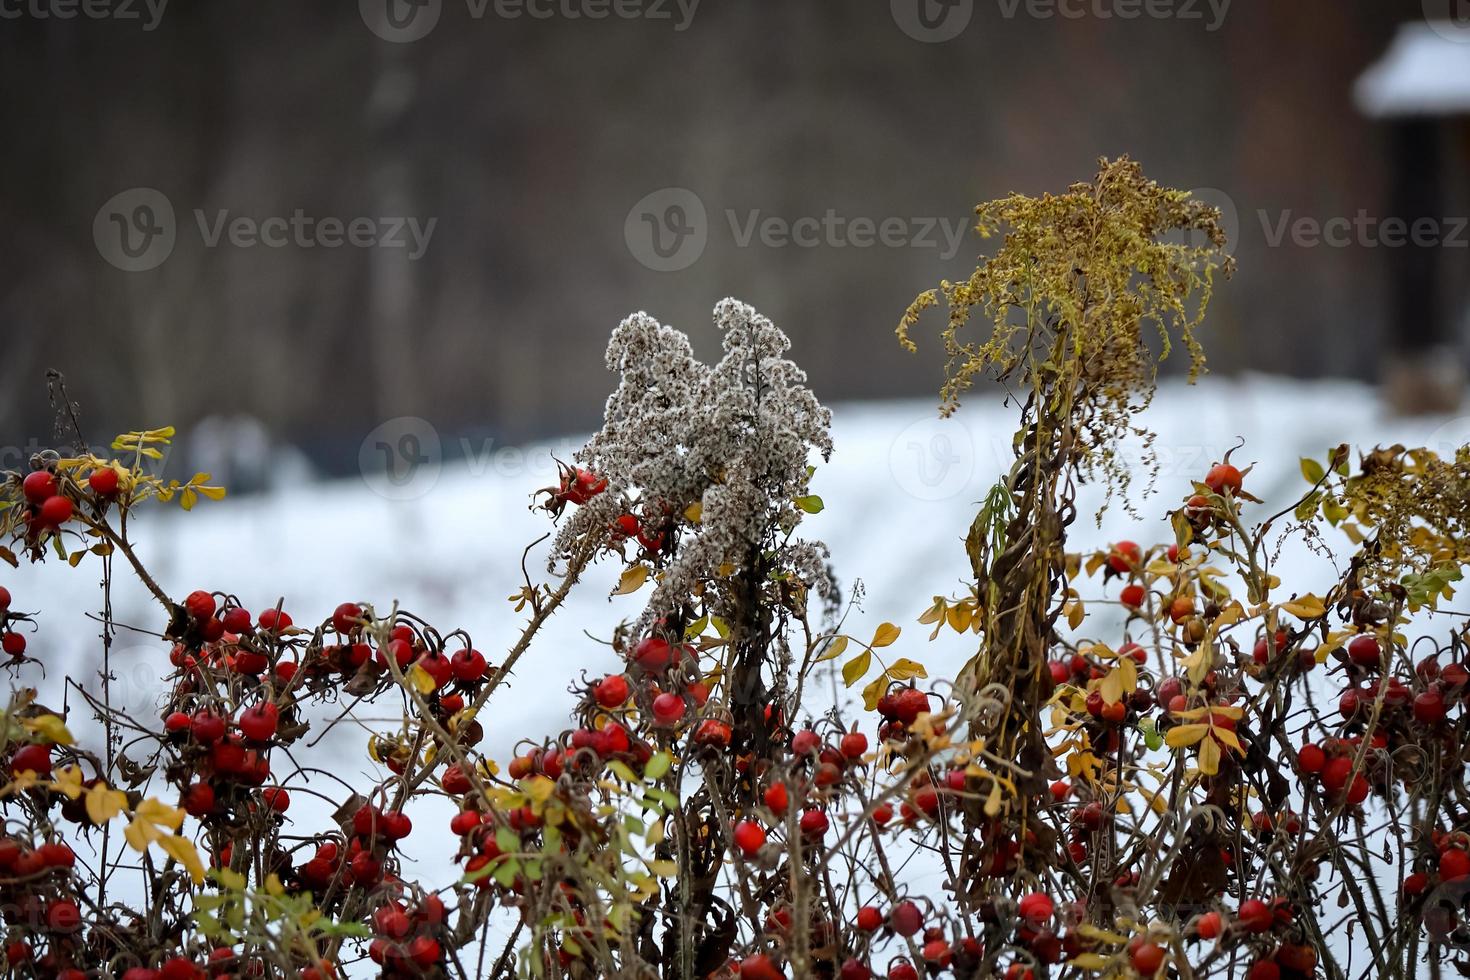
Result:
[1, 0, 1466, 482]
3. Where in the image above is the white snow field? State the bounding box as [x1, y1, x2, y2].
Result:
[6, 374, 1469, 971]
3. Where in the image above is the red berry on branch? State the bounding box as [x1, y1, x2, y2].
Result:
[257, 608, 292, 631]
[1237, 898, 1273, 933]
[856, 905, 883, 931]
[261, 787, 290, 813]
[184, 590, 217, 621]
[88, 467, 121, 498]
[631, 636, 673, 673]
[190, 711, 226, 745]
[732, 820, 766, 857]
[595, 674, 630, 708]
[332, 602, 363, 634]
[2, 632, 25, 657]
[222, 607, 252, 633]
[889, 900, 923, 936]
[1120, 584, 1145, 610]
[1440, 848, 1470, 881]
[450, 647, 487, 682]
[738, 954, 785, 980]
[1194, 911, 1222, 940]
[38, 495, 73, 528]
[763, 782, 789, 814]
[238, 703, 279, 742]
[1130, 941, 1165, 975]
[0, 586, 9, 611]
[1347, 635, 1382, 668]
[1107, 541, 1142, 573]
[45, 898, 81, 933]
[1204, 462, 1242, 496]
[651, 692, 685, 725]
[840, 731, 869, 759]
[22, 471, 57, 505]
[1018, 892, 1054, 924]
[10, 743, 52, 777]
[798, 808, 828, 839]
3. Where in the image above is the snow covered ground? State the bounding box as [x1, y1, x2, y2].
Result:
[8, 374, 1470, 966]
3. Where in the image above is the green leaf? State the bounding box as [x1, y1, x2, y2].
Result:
[1300, 457, 1326, 484]
[644, 751, 672, 780]
[794, 495, 824, 514]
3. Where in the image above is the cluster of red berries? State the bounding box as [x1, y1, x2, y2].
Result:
[366, 894, 446, 976]
[0, 585, 30, 658]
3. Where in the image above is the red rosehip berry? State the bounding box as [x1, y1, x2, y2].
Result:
[184, 590, 217, 621]
[1120, 584, 1145, 609]
[1107, 541, 1142, 573]
[222, 607, 252, 633]
[889, 900, 923, 936]
[651, 692, 685, 725]
[595, 674, 630, 709]
[2, 632, 25, 657]
[799, 808, 829, 839]
[38, 495, 73, 527]
[1237, 898, 1273, 933]
[840, 731, 869, 759]
[1018, 891, 1054, 924]
[763, 782, 789, 814]
[1204, 462, 1242, 496]
[238, 702, 279, 742]
[1130, 941, 1165, 975]
[856, 905, 883, 931]
[261, 786, 290, 813]
[1194, 910, 1222, 940]
[257, 608, 292, 631]
[732, 820, 766, 857]
[1347, 635, 1382, 668]
[22, 470, 57, 504]
[10, 743, 52, 777]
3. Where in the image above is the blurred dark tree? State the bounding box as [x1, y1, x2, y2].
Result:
[0, 0, 1433, 473]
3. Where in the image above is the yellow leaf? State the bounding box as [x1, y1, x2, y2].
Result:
[1070, 953, 1112, 971]
[842, 650, 872, 688]
[1198, 735, 1221, 776]
[647, 859, 678, 877]
[615, 565, 650, 595]
[26, 714, 74, 746]
[49, 766, 84, 800]
[815, 635, 849, 664]
[917, 600, 946, 625]
[405, 664, 437, 696]
[1066, 600, 1085, 631]
[861, 673, 888, 712]
[871, 623, 901, 648]
[887, 658, 928, 681]
[86, 782, 128, 825]
[683, 501, 702, 523]
[1212, 728, 1243, 753]
[523, 775, 556, 805]
[124, 797, 186, 852]
[1281, 594, 1327, 620]
[948, 604, 974, 633]
[1100, 668, 1124, 705]
[1165, 724, 1209, 748]
[156, 833, 207, 885]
